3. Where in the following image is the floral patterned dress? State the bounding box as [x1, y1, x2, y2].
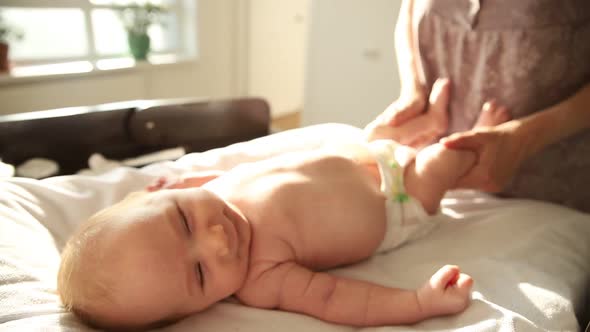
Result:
[413, 0, 590, 212]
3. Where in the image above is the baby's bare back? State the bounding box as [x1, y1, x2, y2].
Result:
[205, 151, 474, 324]
[212, 150, 387, 270]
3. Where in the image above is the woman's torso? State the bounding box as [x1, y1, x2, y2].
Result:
[413, 0, 590, 211]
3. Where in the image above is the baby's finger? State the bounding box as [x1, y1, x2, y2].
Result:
[429, 265, 460, 290]
[456, 273, 474, 290]
[146, 176, 167, 191]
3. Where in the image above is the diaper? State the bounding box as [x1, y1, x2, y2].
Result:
[337, 140, 440, 253]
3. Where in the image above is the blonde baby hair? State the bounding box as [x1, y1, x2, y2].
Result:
[57, 192, 147, 329]
[57, 207, 119, 328]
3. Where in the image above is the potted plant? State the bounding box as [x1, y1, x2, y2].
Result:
[0, 13, 24, 73]
[111, 2, 166, 61]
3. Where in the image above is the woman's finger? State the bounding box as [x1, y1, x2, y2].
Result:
[384, 99, 424, 126]
[427, 78, 451, 115]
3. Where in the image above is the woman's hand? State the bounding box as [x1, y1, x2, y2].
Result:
[442, 81, 590, 193]
[440, 121, 528, 192]
[383, 82, 428, 127]
[366, 81, 427, 140]
[364, 78, 450, 145]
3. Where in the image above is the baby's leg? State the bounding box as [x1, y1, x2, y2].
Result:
[401, 102, 509, 213]
[403, 144, 476, 214]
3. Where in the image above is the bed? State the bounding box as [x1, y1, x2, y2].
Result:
[0, 104, 589, 331]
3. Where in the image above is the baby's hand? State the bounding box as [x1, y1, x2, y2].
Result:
[417, 265, 473, 318]
[146, 175, 182, 191]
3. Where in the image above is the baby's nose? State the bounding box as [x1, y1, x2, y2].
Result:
[206, 224, 229, 257]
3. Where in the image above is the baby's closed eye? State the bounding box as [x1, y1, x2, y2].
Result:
[175, 202, 191, 234]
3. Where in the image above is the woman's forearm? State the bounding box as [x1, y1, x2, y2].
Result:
[395, 0, 421, 90]
[517, 82, 590, 158]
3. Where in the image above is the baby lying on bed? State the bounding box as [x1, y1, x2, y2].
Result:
[57, 102, 510, 330]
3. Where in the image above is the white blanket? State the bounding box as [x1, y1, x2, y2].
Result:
[1, 123, 589, 332]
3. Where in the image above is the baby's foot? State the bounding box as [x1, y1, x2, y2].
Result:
[417, 265, 473, 318]
[473, 100, 511, 128]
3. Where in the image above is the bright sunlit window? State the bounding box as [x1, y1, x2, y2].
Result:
[0, 0, 197, 77]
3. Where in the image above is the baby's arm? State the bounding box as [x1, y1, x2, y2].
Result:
[146, 170, 225, 191]
[237, 262, 472, 326]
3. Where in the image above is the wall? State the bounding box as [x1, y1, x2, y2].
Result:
[247, 0, 309, 117]
[0, 0, 241, 115]
[3, 0, 398, 125]
[303, 0, 401, 128]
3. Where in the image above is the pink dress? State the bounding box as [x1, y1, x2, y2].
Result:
[413, 0, 590, 212]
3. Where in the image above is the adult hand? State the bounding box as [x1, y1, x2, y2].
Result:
[440, 121, 528, 192]
[364, 78, 450, 144]
[364, 82, 426, 141]
[384, 83, 428, 127]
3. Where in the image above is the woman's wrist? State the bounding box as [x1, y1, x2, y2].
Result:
[502, 109, 563, 162]
[501, 120, 536, 161]
[515, 82, 590, 157]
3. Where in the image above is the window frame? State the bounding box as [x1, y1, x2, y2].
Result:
[0, 0, 189, 68]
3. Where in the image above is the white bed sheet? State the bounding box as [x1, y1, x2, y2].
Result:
[1, 123, 589, 332]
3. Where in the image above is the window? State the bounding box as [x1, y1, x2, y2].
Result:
[0, 0, 197, 76]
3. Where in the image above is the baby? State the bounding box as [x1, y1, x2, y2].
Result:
[57, 102, 510, 330]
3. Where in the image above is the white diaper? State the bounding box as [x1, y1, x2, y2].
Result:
[367, 140, 440, 253]
[336, 140, 439, 253]
[325, 139, 440, 253]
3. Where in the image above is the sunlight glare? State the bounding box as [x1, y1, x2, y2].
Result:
[518, 282, 569, 319]
[11, 62, 93, 77]
[96, 58, 136, 70]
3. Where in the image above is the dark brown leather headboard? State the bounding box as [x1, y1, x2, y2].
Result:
[0, 97, 270, 175]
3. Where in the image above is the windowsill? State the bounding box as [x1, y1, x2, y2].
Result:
[0, 54, 198, 86]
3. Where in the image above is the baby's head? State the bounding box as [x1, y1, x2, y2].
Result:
[58, 188, 252, 330]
